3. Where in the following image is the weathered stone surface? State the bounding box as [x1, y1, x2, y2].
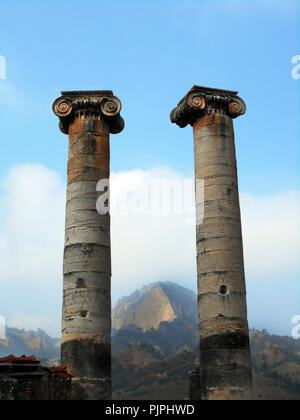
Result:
[196, 218, 242, 239]
[197, 236, 243, 254]
[198, 318, 250, 339]
[65, 225, 110, 247]
[65, 210, 108, 230]
[53, 90, 124, 135]
[63, 288, 111, 325]
[70, 377, 111, 401]
[202, 200, 242, 220]
[197, 248, 245, 273]
[195, 163, 238, 180]
[0, 358, 72, 400]
[63, 271, 111, 291]
[171, 86, 253, 400]
[170, 85, 246, 128]
[53, 90, 124, 400]
[197, 271, 246, 295]
[189, 365, 201, 400]
[63, 243, 111, 274]
[197, 292, 248, 320]
[61, 338, 111, 377]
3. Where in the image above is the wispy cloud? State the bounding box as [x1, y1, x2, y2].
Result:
[185, 0, 298, 16]
[0, 82, 30, 114]
[241, 191, 300, 278]
[7, 312, 58, 337]
[0, 164, 65, 288]
[0, 164, 299, 336]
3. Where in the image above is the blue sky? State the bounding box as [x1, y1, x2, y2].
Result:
[0, 0, 299, 337]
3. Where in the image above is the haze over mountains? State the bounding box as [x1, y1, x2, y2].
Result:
[112, 282, 199, 355]
[1, 281, 299, 399]
[0, 327, 60, 362]
[113, 282, 198, 332]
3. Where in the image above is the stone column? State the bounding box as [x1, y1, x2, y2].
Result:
[171, 86, 253, 400]
[53, 91, 124, 400]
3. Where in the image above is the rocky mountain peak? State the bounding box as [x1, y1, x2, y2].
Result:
[112, 282, 197, 332]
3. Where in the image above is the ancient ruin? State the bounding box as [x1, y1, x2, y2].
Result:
[0, 86, 254, 401]
[171, 86, 253, 400]
[52, 90, 124, 400]
[0, 356, 71, 400]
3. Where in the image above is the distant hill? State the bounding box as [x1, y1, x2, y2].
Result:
[1, 282, 300, 400]
[112, 282, 198, 332]
[112, 342, 300, 400]
[111, 281, 300, 400]
[0, 327, 60, 363]
[112, 282, 198, 355]
[250, 330, 300, 396]
[112, 329, 300, 400]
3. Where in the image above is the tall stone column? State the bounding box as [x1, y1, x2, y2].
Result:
[171, 86, 253, 400]
[53, 91, 124, 400]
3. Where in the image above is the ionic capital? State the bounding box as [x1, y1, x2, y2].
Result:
[53, 90, 124, 135]
[170, 85, 246, 128]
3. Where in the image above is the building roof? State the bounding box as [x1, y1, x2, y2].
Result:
[0, 355, 37, 364]
[0, 355, 72, 379]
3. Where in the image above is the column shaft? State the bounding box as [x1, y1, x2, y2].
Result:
[53, 91, 124, 400]
[170, 85, 253, 400]
[194, 111, 252, 400]
[62, 114, 111, 400]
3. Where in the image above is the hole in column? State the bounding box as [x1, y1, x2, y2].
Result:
[76, 278, 86, 289]
[80, 310, 88, 318]
[66, 317, 74, 322]
[219, 285, 228, 295]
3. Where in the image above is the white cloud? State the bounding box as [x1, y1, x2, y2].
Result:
[0, 164, 65, 288]
[0, 82, 29, 113]
[241, 191, 300, 278]
[110, 170, 300, 303]
[7, 312, 58, 337]
[187, 0, 298, 17]
[110, 167, 197, 301]
[0, 163, 299, 335]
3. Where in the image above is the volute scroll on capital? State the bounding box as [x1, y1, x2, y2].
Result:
[170, 85, 246, 128]
[52, 91, 125, 135]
